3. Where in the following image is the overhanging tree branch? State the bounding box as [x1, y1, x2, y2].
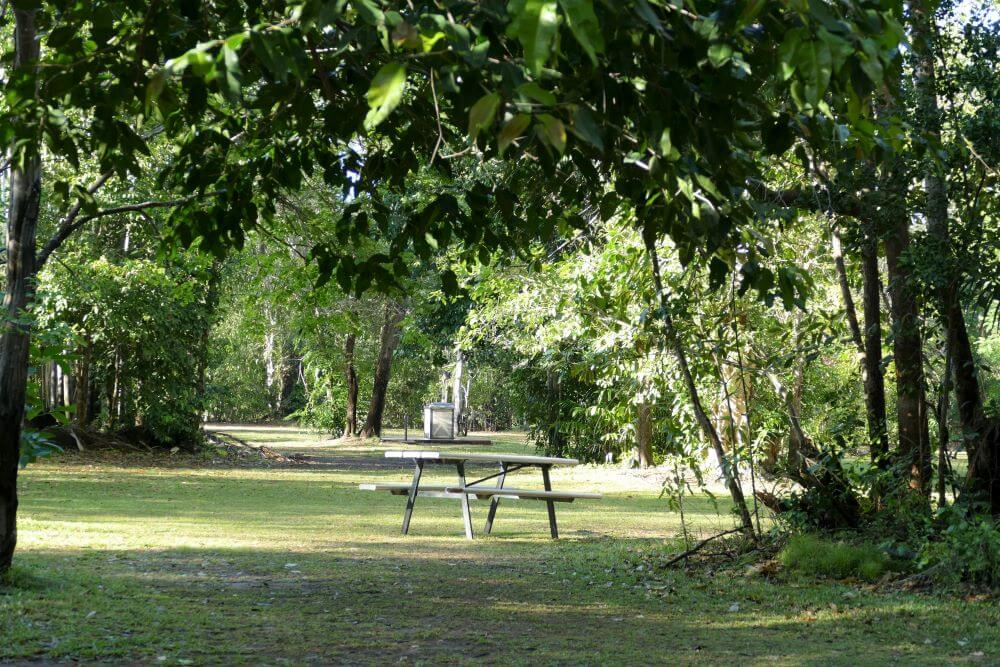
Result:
[37, 190, 223, 268]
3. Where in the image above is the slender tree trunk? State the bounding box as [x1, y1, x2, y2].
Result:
[359, 302, 404, 439]
[545, 368, 563, 456]
[74, 340, 92, 426]
[885, 217, 931, 495]
[831, 221, 864, 351]
[949, 307, 983, 433]
[937, 335, 953, 507]
[263, 329, 277, 413]
[0, 8, 42, 575]
[64, 355, 74, 408]
[860, 223, 890, 467]
[452, 348, 464, 434]
[635, 401, 654, 468]
[277, 338, 298, 416]
[648, 248, 755, 536]
[109, 350, 122, 428]
[343, 333, 358, 437]
[196, 262, 220, 416]
[909, 0, 994, 508]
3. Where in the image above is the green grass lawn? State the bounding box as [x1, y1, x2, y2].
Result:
[2, 427, 997, 665]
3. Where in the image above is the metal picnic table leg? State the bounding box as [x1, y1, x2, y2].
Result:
[456, 462, 474, 539]
[484, 463, 508, 535]
[402, 460, 424, 535]
[541, 465, 558, 539]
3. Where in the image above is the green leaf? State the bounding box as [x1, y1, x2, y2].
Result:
[795, 38, 832, 107]
[353, 0, 384, 25]
[778, 28, 804, 81]
[498, 114, 532, 154]
[517, 81, 556, 106]
[468, 92, 501, 140]
[364, 62, 407, 130]
[220, 44, 242, 103]
[859, 39, 884, 85]
[537, 114, 566, 153]
[570, 106, 603, 151]
[817, 28, 853, 69]
[708, 43, 733, 67]
[558, 0, 604, 66]
[634, 0, 664, 34]
[250, 31, 286, 81]
[508, 0, 559, 75]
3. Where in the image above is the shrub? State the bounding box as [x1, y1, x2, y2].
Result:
[780, 534, 892, 582]
[919, 510, 1000, 588]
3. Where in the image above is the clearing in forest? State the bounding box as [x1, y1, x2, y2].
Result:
[2, 427, 997, 665]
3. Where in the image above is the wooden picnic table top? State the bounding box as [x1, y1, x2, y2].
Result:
[383, 450, 578, 466]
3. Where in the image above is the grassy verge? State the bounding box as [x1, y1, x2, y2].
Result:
[2, 427, 996, 665]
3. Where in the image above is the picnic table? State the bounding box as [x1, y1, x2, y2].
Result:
[360, 451, 601, 539]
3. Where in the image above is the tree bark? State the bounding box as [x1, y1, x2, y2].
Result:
[831, 221, 864, 352]
[343, 333, 358, 437]
[937, 336, 952, 507]
[196, 261, 220, 416]
[545, 368, 563, 456]
[860, 222, 890, 467]
[74, 340, 92, 426]
[884, 217, 931, 495]
[635, 401, 654, 468]
[359, 302, 404, 439]
[0, 8, 41, 574]
[277, 337, 298, 416]
[452, 347, 464, 434]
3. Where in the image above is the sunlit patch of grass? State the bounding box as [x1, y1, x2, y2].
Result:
[780, 534, 898, 582]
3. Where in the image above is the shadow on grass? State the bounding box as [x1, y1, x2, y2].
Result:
[4, 545, 991, 665]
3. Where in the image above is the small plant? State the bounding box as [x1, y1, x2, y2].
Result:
[780, 534, 893, 582]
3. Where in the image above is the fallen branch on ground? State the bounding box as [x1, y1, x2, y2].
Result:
[662, 528, 745, 568]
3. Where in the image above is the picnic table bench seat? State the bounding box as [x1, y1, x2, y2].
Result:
[360, 482, 602, 501]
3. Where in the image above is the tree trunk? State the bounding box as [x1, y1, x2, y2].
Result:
[263, 305, 278, 415]
[545, 368, 563, 456]
[909, 0, 994, 508]
[74, 341, 92, 426]
[635, 401, 654, 468]
[648, 248, 755, 536]
[831, 221, 864, 351]
[950, 307, 983, 434]
[343, 333, 358, 437]
[277, 338, 298, 416]
[0, 8, 42, 575]
[860, 222, 890, 467]
[359, 302, 404, 439]
[196, 261, 220, 416]
[885, 217, 931, 495]
[937, 336, 953, 507]
[452, 348, 464, 434]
